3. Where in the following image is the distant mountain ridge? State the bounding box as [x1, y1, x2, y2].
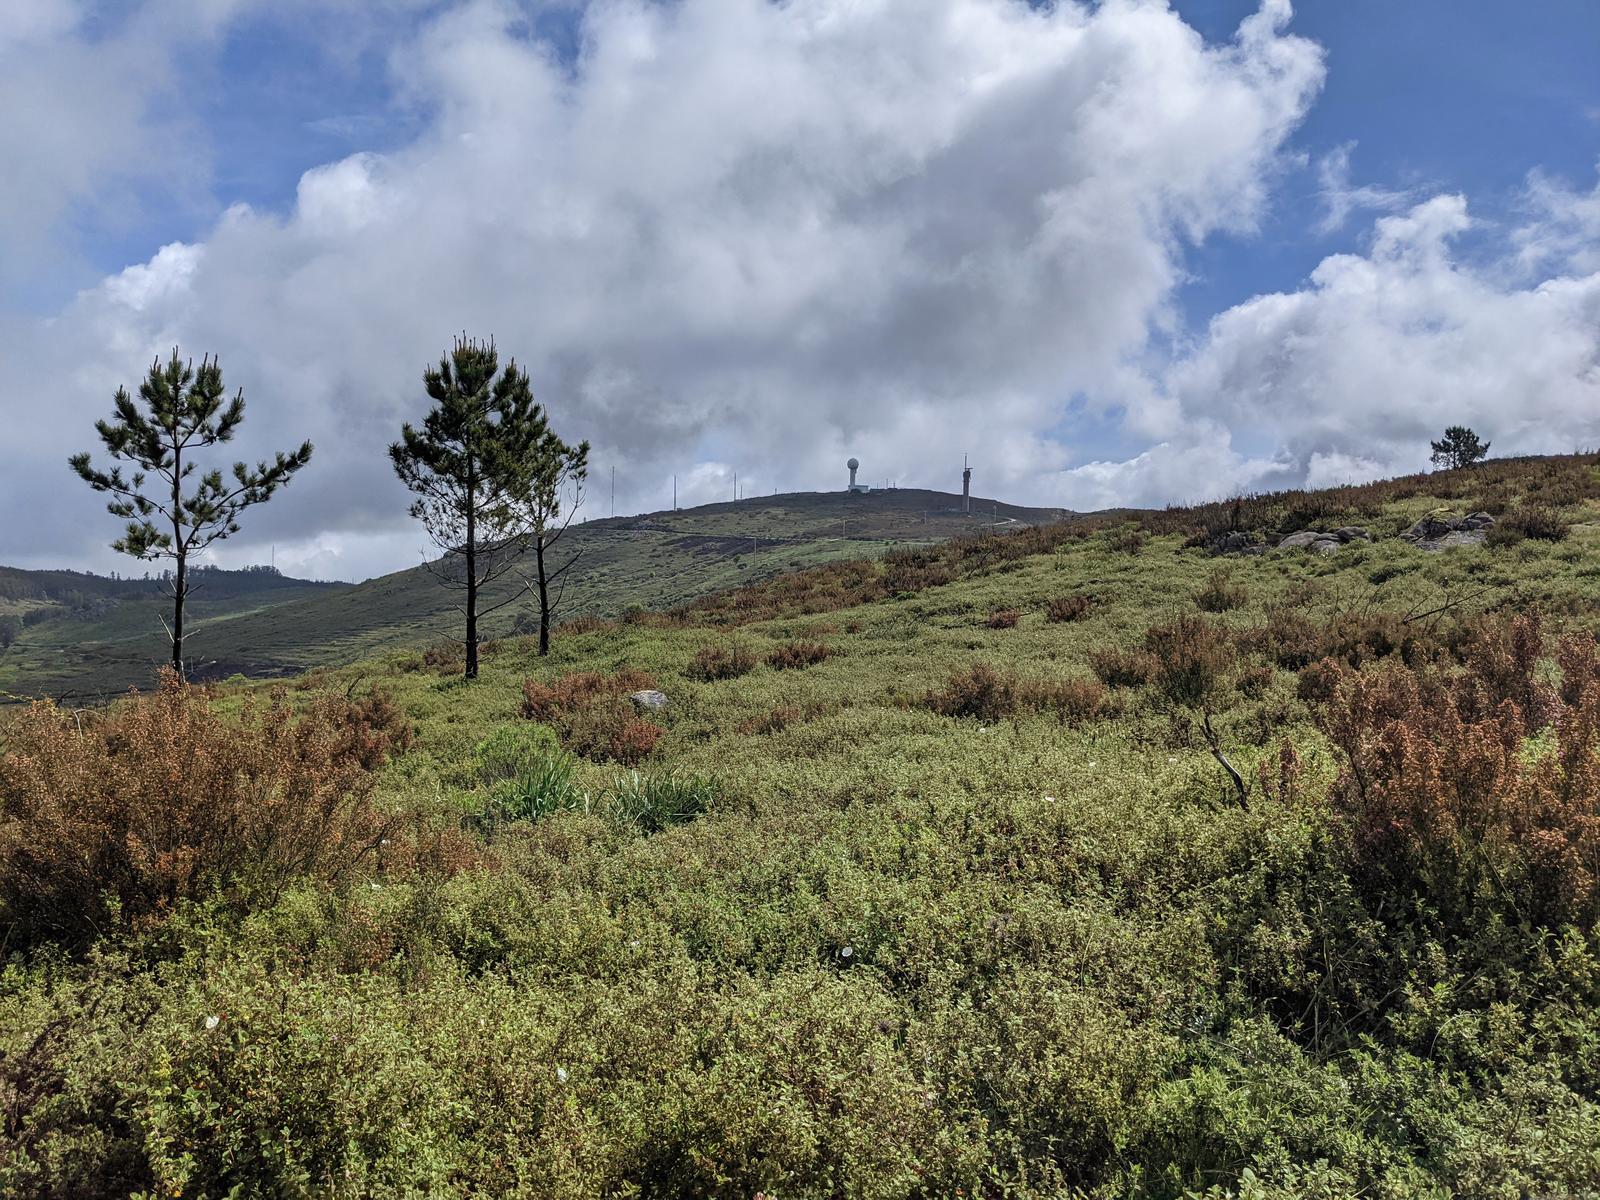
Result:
[1, 488, 1067, 700]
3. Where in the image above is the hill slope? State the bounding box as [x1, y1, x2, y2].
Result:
[7, 455, 1600, 1195]
[0, 488, 1064, 699]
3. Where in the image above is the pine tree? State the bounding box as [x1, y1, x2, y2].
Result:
[390, 336, 589, 678]
[1430, 426, 1490, 470]
[69, 350, 313, 677]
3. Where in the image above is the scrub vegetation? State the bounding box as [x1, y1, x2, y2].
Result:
[6, 454, 1600, 1197]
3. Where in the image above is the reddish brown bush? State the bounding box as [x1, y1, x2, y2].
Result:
[765, 640, 835, 670]
[1144, 615, 1236, 709]
[984, 609, 1021, 630]
[1193, 569, 1248, 613]
[1026, 677, 1108, 725]
[0, 672, 403, 947]
[1314, 618, 1600, 930]
[685, 642, 759, 682]
[925, 664, 1018, 721]
[562, 699, 664, 765]
[422, 641, 464, 671]
[1236, 663, 1276, 699]
[1088, 646, 1156, 689]
[520, 668, 657, 721]
[1045, 594, 1091, 624]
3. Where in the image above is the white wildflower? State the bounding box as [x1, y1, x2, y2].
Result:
[204, 1015, 220, 1031]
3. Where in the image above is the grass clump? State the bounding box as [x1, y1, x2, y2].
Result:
[473, 724, 583, 828]
[601, 770, 717, 833]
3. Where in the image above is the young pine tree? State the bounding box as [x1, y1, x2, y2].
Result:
[390, 336, 589, 678]
[69, 350, 313, 677]
[1430, 425, 1490, 470]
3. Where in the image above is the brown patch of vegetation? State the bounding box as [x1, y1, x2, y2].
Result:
[1088, 646, 1156, 689]
[1312, 615, 1600, 930]
[924, 664, 1018, 722]
[686, 642, 759, 682]
[1500, 505, 1569, 543]
[519, 668, 658, 721]
[0, 671, 405, 948]
[765, 640, 835, 670]
[1193, 568, 1248, 613]
[1045, 593, 1091, 624]
[984, 609, 1021, 630]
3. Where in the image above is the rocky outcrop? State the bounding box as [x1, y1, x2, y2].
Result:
[1400, 511, 1495, 551]
[1277, 527, 1371, 554]
[629, 689, 670, 711]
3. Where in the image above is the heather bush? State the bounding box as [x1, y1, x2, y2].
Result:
[1501, 504, 1569, 542]
[519, 668, 657, 720]
[1143, 615, 1235, 710]
[985, 608, 1021, 629]
[1088, 645, 1156, 689]
[1193, 568, 1248, 613]
[1045, 593, 1091, 623]
[684, 641, 758, 682]
[0, 672, 401, 946]
[925, 663, 1018, 721]
[1313, 618, 1600, 933]
[561, 698, 663, 765]
[765, 639, 834, 670]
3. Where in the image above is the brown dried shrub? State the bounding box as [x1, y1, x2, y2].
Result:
[766, 640, 835, 670]
[1088, 646, 1156, 689]
[1314, 622, 1600, 930]
[561, 699, 664, 765]
[924, 664, 1018, 721]
[422, 641, 464, 671]
[984, 609, 1021, 630]
[1501, 505, 1569, 543]
[1143, 614, 1235, 709]
[685, 642, 759, 682]
[1025, 677, 1108, 725]
[1045, 594, 1091, 624]
[0, 672, 405, 948]
[1193, 568, 1248, 614]
[519, 668, 657, 721]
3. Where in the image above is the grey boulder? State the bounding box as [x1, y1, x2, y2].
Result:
[629, 690, 670, 711]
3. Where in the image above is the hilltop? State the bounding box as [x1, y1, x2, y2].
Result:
[0, 487, 1064, 699]
[6, 454, 1600, 1196]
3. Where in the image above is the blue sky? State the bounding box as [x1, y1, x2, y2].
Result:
[3, 0, 1598, 581]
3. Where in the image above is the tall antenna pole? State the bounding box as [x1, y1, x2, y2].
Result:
[673, 475, 677, 510]
[611, 465, 615, 518]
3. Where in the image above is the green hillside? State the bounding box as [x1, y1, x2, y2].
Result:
[0, 488, 1064, 699]
[7, 456, 1600, 1196]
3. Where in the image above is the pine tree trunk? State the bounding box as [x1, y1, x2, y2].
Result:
[172, 551, 185, 677]
[171, 442, 185, 678]
[465, 535, 479, 680]
[536, 534, 551, 657]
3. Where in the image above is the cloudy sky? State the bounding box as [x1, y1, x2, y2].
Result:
[2, 0, 1597, 582]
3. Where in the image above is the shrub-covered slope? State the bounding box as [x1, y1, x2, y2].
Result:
[5, 455, 1600, 1197]
[0, 487, 1061, 701]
